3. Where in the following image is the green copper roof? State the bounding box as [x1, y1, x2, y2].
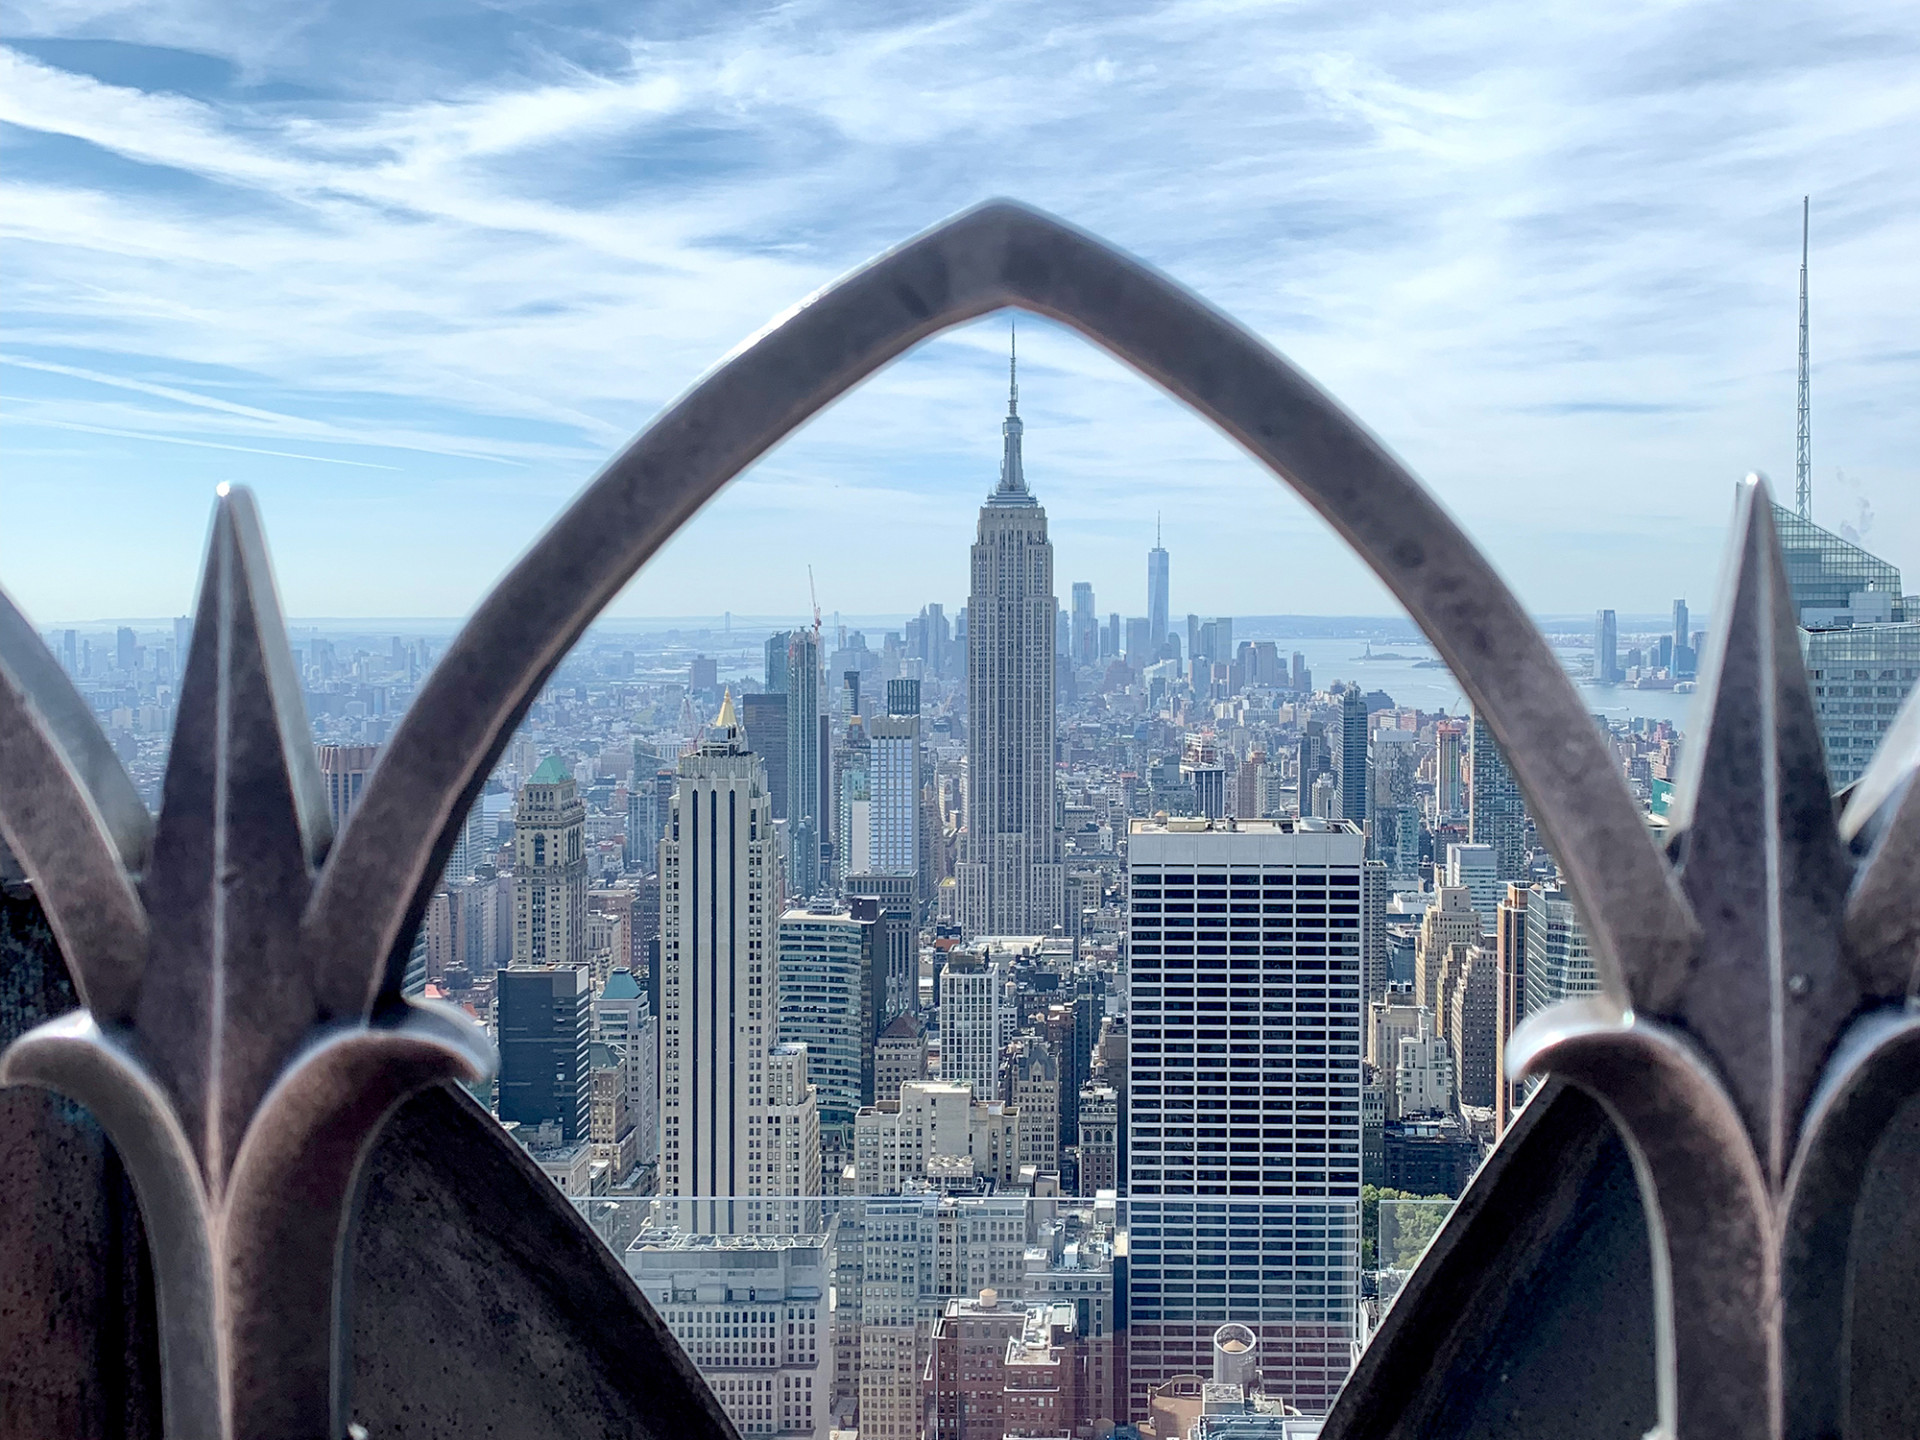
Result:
[530, 755, 570, 784]
[602, 969, 642, 999]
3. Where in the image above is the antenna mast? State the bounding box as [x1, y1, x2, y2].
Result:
[1797, 196, 1811, 520]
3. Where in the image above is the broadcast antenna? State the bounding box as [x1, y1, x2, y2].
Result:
[1797, 196, 1812, 520]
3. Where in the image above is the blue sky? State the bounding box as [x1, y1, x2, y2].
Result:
[3, 0, 1917, 625]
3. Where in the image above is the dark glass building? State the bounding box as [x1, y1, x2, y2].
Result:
[497, 966, 593, 1146]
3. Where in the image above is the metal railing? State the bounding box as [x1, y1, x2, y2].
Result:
[2, 201, 1918, 1439]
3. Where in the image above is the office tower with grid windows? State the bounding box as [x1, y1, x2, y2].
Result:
[497, 965, 593, 1145]
[1433, 718, 1465, 819]
[740, 690, 789, 821]
[1124, 816, 1364, 1418]
[1369, 729, 1420, 885]
[957, 336, 1063, 938]
[1769, 500, 1920, 787]
[938, 950, 1005, 1102]
[1337, 686, 1368, 822]
[786, 632, 823, 898]
[1522, 883, 1595, 1017]
[1468, 705, 1526, 882]
[512, 756, 588, 969]
[659, 694, 803, 1233]
[866, 712, 922, 891]
[776, 907, 876, 1138]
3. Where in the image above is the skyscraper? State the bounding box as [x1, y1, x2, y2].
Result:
[1125, 816, 1363, 1417]
[1770, 499, 1920, 787]
[1296, 721, 1328, 817]
[1493, 884, 1529, 1136]
[885, 677, 920, 717]
[1468, 706, 1526, 882]
[1522, 883, 1595, 1017]
[777, 906, 875, 1137]
[497, 965, 593, 1145]
[512, 756, 588, 969]
[765, 631, 791, 694]
[1433, 718, 1465, 819]
[787, 630, 822, 898]
[1147, 520, 1170, 654]
[318, 743, 379, 832]
[739, 690, 788, 820]
[594, 967, 658, 1168]
[1369, 729, 1420, 885]
[659, 694, 804, 1231]
[867, 711, 922, 888]
[958, 333, 1063, 938]
[938, 951, 1004, 1102]
[833, 716, 870, 891]
[1071, 581, 1098, 666]
[1593, 609, 1619, 684]
[1337, 685, 1368, 822]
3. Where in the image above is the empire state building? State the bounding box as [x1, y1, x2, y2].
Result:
[958, 330, 1063, 937]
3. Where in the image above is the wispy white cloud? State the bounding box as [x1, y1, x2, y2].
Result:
[2, 0, 1918, 621]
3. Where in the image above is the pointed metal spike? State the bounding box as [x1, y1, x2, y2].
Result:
[0, 585, 151, 1019]
[1667, 475, 1856, 1186]
[1841, 677, 1920, 997]
[136, 487, 330, 1191]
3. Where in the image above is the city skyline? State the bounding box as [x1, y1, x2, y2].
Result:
[5, 7, 1920, 624]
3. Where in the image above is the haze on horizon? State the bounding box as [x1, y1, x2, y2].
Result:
[4, 1, 1917, 627]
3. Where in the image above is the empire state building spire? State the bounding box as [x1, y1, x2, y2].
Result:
[960, 320, 1062, 938]
[993, 320, 1032, 503]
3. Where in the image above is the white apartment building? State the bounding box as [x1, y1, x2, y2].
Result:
[866, 713, 922, 883]
[765, 1043, 823, 1232]
[938, 951, 1004, 1102]
[1126, 816, 1364, 1419]
[660, 695, 816, 1234]
[1444, 842, 1502, 932]
[624, 1231, 830, 1439]
[1395, 1011, 1454, 1116]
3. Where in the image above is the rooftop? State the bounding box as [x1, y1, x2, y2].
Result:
[1130, 815, 1363, 836]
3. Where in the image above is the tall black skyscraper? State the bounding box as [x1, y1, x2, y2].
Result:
[1338, 685, 1369, 822]
[786, 631, 821, 897]
[497, 966, 592, 1145]
[739, 690, 789, 819]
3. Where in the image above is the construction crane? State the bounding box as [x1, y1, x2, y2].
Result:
[807, 564, 822, 644]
